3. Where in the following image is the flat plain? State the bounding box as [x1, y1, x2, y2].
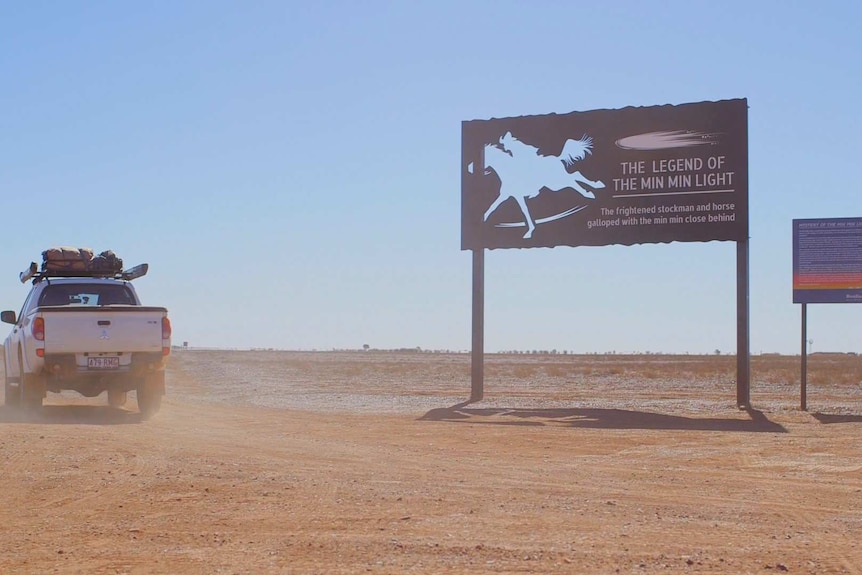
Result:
[2, 350, 862, 574]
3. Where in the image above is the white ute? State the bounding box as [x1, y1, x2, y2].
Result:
[2, 261, 171, 417]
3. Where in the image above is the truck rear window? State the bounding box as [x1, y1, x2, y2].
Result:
[38, 284, 137, 307]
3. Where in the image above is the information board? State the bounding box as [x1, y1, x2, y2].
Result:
[793, 217, 862, 304]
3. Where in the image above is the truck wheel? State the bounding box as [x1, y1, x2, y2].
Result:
[136, 372, 164, 419]
[4, 375, 20, 407]
[107, 389, 128, 408]
[21, 373, 45, 410]
[16, 348, 43, 411]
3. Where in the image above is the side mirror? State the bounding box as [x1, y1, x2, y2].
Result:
[1, 310, 16, 325]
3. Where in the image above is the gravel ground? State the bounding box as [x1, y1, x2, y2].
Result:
[2, 349, 862, 574]
[166, 349, 862, 417]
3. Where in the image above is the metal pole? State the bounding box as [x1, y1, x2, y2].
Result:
[471, 248, 485, 401]
[736, 239, 751, 409]
[801, 303, 807, 411]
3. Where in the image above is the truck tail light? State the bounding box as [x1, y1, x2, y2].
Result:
[32, 317, 45, 341]
[162, 316, 172, 356]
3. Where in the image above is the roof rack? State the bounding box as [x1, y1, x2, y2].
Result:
[20, 262, 149, 284]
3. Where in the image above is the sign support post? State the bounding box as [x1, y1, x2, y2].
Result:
[471, 248, 485, 402]
[737, 239, 751, 409]
[800, 303, 808, 411]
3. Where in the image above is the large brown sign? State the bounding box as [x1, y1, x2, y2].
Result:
[462, 99, 748, 250]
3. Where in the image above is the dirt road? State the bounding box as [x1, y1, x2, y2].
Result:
[1, 351, 861, 574]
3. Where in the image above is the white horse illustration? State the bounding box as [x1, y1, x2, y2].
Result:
[483, 132, 605, 239]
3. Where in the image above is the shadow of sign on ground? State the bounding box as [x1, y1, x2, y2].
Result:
[421, 403, 787, 433]
[811, 413, 862, 425]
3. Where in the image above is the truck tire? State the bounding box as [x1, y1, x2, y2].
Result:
[21, 372, 45, 410]
[136, 372, 164, 419]
[15, 348, 43, 410]
[3, 376, 21, 407]
[4, 375, 20, 407]
[8, 349, 25, 407]
[107, 389, 128, 408]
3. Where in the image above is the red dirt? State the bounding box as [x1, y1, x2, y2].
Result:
[1, 351, 861, 574]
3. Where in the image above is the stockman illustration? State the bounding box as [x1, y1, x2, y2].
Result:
[481, 131, 605, 239]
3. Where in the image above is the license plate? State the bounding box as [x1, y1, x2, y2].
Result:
[88, 356, 120, 369]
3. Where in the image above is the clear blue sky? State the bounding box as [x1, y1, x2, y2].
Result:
[1, 1, 860, 354]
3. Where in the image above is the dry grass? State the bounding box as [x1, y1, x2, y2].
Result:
[482, 352, 861, 386]
[168, 349, 862, 416]
[179, 349, 862, 388]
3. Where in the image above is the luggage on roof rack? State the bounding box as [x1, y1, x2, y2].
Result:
[41, 246, 123, 274]
[89, 250, 123, 273]
[20, 247, 146, 284]
[42, 246, 94, 272]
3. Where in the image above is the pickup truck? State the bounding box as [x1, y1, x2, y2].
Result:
[2, 263, 171, 417]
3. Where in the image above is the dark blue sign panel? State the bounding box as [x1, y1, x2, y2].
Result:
[793, 218, 862, 304]
[462, 99, 748, 250]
